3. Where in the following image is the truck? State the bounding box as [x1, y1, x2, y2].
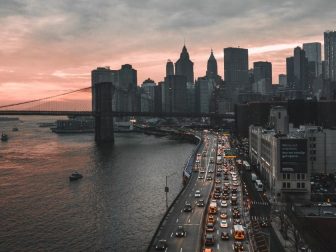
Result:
[251, 173, 257, 182]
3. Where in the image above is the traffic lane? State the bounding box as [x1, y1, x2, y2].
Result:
[150, 173, 200, 251]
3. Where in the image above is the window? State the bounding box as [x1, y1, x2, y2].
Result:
[287, 174, 290, 180]
[283, 182, 286, 188]
[297, 174, 300, 180]
[287, 182, 291, 188]
[283, 173, 286, 180]
[301, 183, 305, 188]
[278, 112, 281, 119]
[297, 183, 301, 188]
[301, 174, 305, 180]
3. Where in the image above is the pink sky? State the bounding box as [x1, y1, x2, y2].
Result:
[0, 0, 334, 105]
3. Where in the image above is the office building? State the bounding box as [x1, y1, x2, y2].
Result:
[224, 47, 249, 91]
[253, 61, 272, 94]
[117, 64, 138, 112]
[303, 42, 322, 77]
[249, 106, 311, 201]
[324, 31, 336, 81]
[286, 57, 295, 88]
[196, 77, 215, 113]
[91, 67, 117, 112]
[162, 75, 187, 113]
[140, 78, 156, 112]
[279, 74, 287, 87]
[206, 49, 218, 79]
[294, 47, 308, 90]
[175, 45, 194, 83]
[166, 60, 174, 76]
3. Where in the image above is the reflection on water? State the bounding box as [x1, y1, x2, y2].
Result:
[0, 116, 195, 251]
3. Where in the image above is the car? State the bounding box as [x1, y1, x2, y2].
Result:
[183, 203, 192, 212]
[208, 215, 215, 224]
[204, 234, 215, 246]
[234, 241, 244, 252]
[232, 181, 239, 187]
[216, 172, 221, 177]
[318, 202, 332, 207]
[202, 151, 207, 157]
[206, 222, 215, 232]
[233, 219, 242, 225]
[232, 177, 238, 182]
[196, 160, 200, 164]
[206, 175, 212, 181]
[198, 175, 204, 179]
[155, 239, 167, 250]
[175, 225, 185, 237]
[208, 169, 214, 173]
[221, 231, 229, 240]
[220, 212, 228, 219]
[223, 175, 229, 180]
[215, 186, 222, 193]
[220, 220, 228, 228]
[233, 211, 240, 218]
[215, 179, 221, 184]
[200, 169, 205, 173]
[222, 194, 229, 200]
[214, 193, 221, 199]
[197, 199, 205, 207]
[220, 200, 228, 207]
[195, 190, 201, 198]
[203, 248, 213, 252]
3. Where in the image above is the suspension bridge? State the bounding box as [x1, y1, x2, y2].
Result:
[0, 83, 234, 143]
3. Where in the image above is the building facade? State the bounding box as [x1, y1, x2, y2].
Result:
[224, 47, 249, 91]
[303, 42, 322, 78]
[324, 31, 336, 81]
[253, 61, 272, 94]
[175, 45, 194, 83]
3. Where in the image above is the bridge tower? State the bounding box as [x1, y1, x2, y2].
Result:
[93, 82, 114, 143]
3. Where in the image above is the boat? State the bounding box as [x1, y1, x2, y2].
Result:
[37, 122, 56, 128]
[69, 172, 83, 181]
[1, 133, 8, 141]
[12, 127, 19, 131]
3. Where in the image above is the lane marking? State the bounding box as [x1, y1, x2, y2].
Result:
[176, 218, 179, 223]
[180, 248, 183, 252]
[171, 232, 173, 238]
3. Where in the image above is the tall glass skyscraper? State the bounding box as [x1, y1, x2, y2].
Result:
[324, 31, 336, 81]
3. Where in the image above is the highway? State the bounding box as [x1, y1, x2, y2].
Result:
[148, 133, 217, 252]
[201, 134, 252, 252]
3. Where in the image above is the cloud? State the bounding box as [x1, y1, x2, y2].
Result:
[0, 0, 335, 100]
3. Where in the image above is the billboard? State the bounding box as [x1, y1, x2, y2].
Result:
[280, 139, 307, 173]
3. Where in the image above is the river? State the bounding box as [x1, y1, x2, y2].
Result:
[0, 116, 195, 251]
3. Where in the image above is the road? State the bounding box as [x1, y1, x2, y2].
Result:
[201, 134, 252, 252]
[148, 133, 217, 252]
[241, 168, 285, 252]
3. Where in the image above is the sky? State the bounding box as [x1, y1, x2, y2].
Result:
[0, 0, 336, 105]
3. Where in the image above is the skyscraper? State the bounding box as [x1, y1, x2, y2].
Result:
[324, 31, 336, 81]
[166, 59, 174, 76]
[303, 42, 322, 77]
[118, 64, 138, 112]
[91, 66, 116, 111]
[206, 49, 218, 79]
[224, 47, 249, 90]
[175, 45, 194, 83]
[286, 57, 294, 88]
[294, 47, 308, 90]
[162, 75, 187, 113]
[253, 61, 272, 94]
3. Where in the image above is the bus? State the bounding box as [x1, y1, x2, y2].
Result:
[243, 161, 250, 171]
[255, 179, 263, 192]
[233, 224, 245, 240]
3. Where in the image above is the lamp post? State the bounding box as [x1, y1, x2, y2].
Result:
[165, 175, 169, 210]
[165, 172, 177, 211]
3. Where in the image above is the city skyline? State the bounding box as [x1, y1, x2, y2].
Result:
[0, 0, 336, 103]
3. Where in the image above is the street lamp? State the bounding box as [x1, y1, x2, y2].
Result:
[165, 172, 177, 211]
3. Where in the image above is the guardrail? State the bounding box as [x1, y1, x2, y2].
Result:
[146, 133, 203, 251]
